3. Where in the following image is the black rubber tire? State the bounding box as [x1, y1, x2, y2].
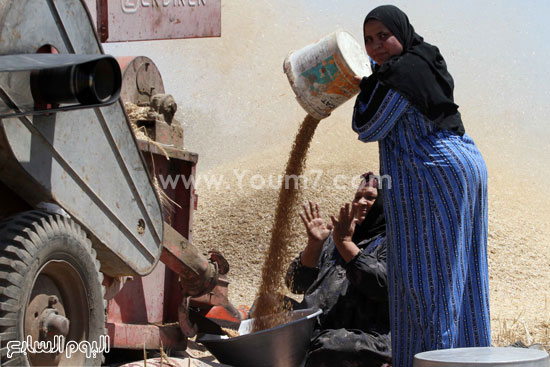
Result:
[0, 210, 106, 366]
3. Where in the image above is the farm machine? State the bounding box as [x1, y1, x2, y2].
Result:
[0, 1, 241, 365]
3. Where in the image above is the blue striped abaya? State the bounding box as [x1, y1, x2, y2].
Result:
[352, 83, 491, 367]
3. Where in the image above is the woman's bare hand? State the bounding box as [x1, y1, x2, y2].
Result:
[299, 201, 333, 267]
[330, 203, 360, 262]
[330, 203, 356, 243]
[300, 201, 332, 246]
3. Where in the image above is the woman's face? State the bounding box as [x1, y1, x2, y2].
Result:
[352, 186, 378, 225]
[363, 19, 403, 65]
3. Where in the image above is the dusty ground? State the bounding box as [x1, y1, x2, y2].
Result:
[191, 112, 550, 349]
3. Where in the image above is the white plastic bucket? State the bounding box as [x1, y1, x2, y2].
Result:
[284, 30, 371, 120]
[413, 347, 550, 367]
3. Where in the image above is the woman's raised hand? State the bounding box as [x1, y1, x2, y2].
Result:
[330, 203, 361, 262]
[330, 203, 357, 245]
[300, 201, 332, 245]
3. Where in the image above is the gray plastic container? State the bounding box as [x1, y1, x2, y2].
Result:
[198, 308, 322, 367]
[414, 347, 550, 367]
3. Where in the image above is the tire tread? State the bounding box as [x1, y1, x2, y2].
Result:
[0, 210, 105, 366]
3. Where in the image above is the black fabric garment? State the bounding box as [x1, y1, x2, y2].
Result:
[364, 5, 465, 135]
[286, 234, 389, 367]
[286, 234, 389, 332]
[353, 194, 386, 244]
[305, 329, 391, 367]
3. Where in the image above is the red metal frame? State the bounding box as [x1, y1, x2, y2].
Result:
[104, 57, 240, 351]
[105, 144, 197, 350]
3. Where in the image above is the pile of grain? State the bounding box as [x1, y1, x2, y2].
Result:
[191, 113, 550, 348]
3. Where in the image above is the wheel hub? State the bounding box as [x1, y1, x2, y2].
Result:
[24, 260, 90, 366]
[39, 307, 70, 339]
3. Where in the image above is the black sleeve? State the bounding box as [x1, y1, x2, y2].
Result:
[285, 253, 320, 294]
[344, 238, 387, 301]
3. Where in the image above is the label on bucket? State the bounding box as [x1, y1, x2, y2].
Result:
[301, 54, 357, 107]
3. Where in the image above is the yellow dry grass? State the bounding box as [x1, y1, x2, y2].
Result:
[125, 102, 180, 214]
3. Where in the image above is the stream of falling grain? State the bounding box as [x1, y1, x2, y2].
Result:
[250, 114, 320, 332]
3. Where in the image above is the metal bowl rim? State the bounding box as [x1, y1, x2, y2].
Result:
[198, 307, 322, 344]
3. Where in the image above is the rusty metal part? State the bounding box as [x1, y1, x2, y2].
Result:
[119, 57, 184, 148]
[208, 251, 230, 275]
[150, 94, 177, 124]
[106, 224, 229, 343]
[161, 223, 218, 298]
[25, 261, 90, 366]
[25, 277, 67, 346]
[85, 0, 221, 43]
[118, 56, 166, 106]
[137, 139, 197, 164]
[135, 118, 184, 149]
[106, 322, 187, 350]
[40, 308, 70, 338]
[136, 137, 198, 248]
[106, 265, 169, 325]
[178, 298, 197, 338]
[105, 261, 190, 348]
[103, 275, 133, 300]
[190, 277, 230, 309]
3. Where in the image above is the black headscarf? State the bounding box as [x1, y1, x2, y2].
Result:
[364, 5, 465, 135]
[352, 173, 386, 244]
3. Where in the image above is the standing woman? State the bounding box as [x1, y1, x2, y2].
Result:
[352, 5, 490, 367]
